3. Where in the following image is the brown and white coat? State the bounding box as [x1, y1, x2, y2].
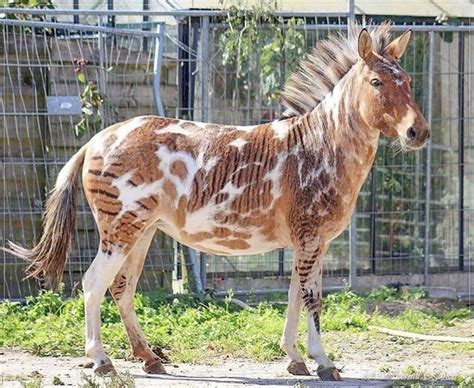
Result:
[5, 22, 430, 381]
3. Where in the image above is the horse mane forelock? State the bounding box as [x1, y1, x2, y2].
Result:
[280, 21, 393, 118]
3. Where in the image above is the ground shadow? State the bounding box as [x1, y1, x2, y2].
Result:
[132, 371, 457, 387]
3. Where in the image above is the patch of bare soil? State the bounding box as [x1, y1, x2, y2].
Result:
[1, 321, 473, 387]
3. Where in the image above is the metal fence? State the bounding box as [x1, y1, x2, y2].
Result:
[1, 8, 472, 299]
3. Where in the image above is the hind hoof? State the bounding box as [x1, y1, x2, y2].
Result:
[287, 361, 311, 376]
[317, 366, 342, 381]
[143, 359, 167, 374]
[94, 362, 116, 376]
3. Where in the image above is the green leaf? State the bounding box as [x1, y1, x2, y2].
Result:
[74, 119, 86, 138]
[77, 73, 86, 84]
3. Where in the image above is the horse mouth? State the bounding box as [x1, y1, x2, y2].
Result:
[392, 137, 429, 153]
[404, 141, 428, 151]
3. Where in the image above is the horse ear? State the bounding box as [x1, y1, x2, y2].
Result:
[358, 29, 373, 61]
[384, 29, 412, 59]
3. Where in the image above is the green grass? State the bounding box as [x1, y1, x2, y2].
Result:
[0, 287, 471, 363]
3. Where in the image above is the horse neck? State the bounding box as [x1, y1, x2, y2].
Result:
[291, 71, 380, 191]
[314, 69, 377, 142]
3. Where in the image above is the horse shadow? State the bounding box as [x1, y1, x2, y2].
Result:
[132, 371, 455, 387]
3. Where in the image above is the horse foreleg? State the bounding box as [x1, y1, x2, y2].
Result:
[295, 242, 341, 381]
[109, 225, 166, 375]
[305, 265, 340, 381]
[280, 265, 310, 376]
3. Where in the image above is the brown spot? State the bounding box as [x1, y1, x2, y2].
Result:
[185, 231, 213, 242]
[163, 179, 177, 200]
[216, 239, 250, 250]
[170, 160, 188, 180]
[176, 196, 187, 228]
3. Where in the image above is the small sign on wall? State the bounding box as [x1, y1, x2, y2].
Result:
[46, 96, 82, 116]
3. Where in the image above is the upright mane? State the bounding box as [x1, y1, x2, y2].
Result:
[280, 21, 393, 118]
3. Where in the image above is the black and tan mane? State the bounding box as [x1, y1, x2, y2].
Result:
[280, 22, 393, 118]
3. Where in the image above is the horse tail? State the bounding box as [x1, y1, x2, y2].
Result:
[3, 143, 88, 289]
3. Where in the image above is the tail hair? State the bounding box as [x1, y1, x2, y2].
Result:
[3, 145, 87, 290]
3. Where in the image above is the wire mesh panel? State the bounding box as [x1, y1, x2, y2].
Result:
[1, 18, 177, 298]
[1, 10, 472, 298]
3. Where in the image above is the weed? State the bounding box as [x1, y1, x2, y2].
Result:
[403, 365, 417, 375]
[52, 376, 65, 385]
[79, 373, 100, 388]
[1, 287, 470, 363]
[367, 286, 399, 301]
[79, 372, 135, 388]
[8, 372, 45, 388]
[454, 375, 474, 387]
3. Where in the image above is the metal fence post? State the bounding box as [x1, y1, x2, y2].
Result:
[348, 0, 355, 20]
[153, 23, 165, 116]
[196, 15, 210, 289]
[187, 248, 203, 292]
[369, 167, 377, 274]
[278, 249, 285, 277]
[97, 16, 107, 128]
[200, 252, 207, 291]
[73, 0, 79, 24]
[347, 0, 357, 291]
[457, 31, 465, 271]
[200, 16, 210, 122]
[423, 31, 435, 285]
[349, 214, 357, 289]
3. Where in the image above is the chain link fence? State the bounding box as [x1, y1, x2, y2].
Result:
[1, 9, 472, 299]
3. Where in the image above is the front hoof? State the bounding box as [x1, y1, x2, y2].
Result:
[287, 361, 311, 376]
[316, 366, 342, 381]
[94, 362, 116, 376]
[143, 359, 167, 374]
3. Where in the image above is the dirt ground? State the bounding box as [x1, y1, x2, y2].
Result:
[1, 321, 473, 387]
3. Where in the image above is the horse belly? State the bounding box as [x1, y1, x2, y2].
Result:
[155, 210, 288, 256]
[187, 233, 284, 256]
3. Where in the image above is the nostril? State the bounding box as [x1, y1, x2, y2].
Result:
[407, 127, 417, 140]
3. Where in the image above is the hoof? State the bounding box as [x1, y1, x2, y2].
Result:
[317, 366, 342, 381]
[94, 362, 116, 376]
[143, 359, 167, 374]
[287, 361, 311, 376]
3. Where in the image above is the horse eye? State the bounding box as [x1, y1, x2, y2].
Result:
[370, 78, 382, 87]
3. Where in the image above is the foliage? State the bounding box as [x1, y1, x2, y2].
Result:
[1, 287, 471, 363]
[73, 59, 105, 138]
[0, 0, 54, 21]
[454, 375, 474, 387]
[219, 0, 304, 110]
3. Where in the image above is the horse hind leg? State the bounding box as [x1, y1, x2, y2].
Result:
[83, 248, 129, 375]
[82, 214, 154, 375]
[109, 225, 166, 375]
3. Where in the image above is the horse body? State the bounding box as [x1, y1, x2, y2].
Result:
[5, 22, 430, 381]
[82, 67, 379, 258]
